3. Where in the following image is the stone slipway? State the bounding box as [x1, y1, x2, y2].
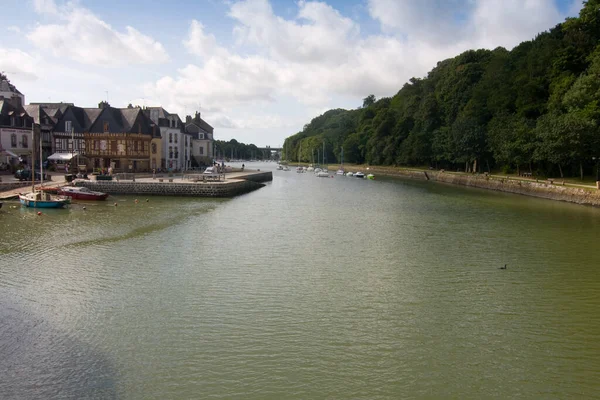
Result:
[74, 170, 272, 198]
[383, 169, 600, 207]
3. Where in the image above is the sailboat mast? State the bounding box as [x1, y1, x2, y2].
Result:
[31, 124, 35, 193]
[40, 126, 43, 187]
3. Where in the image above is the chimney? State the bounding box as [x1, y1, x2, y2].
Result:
[186, 115, 192, 124]
[9, 94, 22, 108]
[98, 100, 111, 109]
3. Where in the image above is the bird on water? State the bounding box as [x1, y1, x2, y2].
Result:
[499, 264, 507, 270]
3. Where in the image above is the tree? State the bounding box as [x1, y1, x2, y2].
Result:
[0, 71, 7, 81]
[362, 94, 376, 108]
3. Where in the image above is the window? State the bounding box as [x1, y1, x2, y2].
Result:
[174, 148, 179, 158]
[199, 146, 204, 155]
[169, 133, 172, 143]
[21, 135, 28, 148]
[11, 134, 17, 147]
[23, 118, 26, 127]
[110, 140, 117, 152]
[169, 146, 173, 159]
[103, 121, 109, 132]
[199, 133, 204, 139]
[65, 120, 72, 133]
[151, 143, 157, 154]
[10, 117, 15, 126]
[174, 135, 178, 144]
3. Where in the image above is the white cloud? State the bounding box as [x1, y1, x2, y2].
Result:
[141, 0, 580, 145]
[184, 20, 230, 59]
[32, 0, 58, 15]
[27, 3, 169, 66]
[7, 26, 21, 34]
[0, 48, 39, 81]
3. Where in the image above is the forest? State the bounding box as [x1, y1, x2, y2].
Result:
[214, 139, 266, 161]
[283, 0, 600, 179]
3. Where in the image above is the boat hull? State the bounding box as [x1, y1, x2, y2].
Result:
[19, 197, 69, 208]
[58, 191, 109, 201]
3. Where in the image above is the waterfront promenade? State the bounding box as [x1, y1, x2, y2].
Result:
[0, 169, 272, 200]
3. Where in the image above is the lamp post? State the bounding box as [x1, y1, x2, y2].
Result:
[593, 157, 600, 190]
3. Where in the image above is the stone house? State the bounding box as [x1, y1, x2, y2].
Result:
[185, 111, 214, 166]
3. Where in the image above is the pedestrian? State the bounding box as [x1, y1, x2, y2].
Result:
[242, 163, 245, 171]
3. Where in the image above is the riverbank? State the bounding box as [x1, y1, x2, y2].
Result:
[316, 163, 600, 207]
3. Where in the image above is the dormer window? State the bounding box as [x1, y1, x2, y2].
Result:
[103, 121, 109, 132]
[65, 120, 72, 133]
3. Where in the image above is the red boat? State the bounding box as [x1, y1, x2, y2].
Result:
[58, 186, 109, 200]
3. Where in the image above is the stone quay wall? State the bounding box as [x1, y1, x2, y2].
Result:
[0, 181, 34, 192]
[76, 180, 265, 198]
[387, 169, 600, 207]
[239, 171, 272, 183]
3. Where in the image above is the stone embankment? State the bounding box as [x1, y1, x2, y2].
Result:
[386, 169, 600, 207]
[74, 170, 272, 198]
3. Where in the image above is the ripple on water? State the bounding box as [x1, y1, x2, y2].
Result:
[1, 169, 600, 399]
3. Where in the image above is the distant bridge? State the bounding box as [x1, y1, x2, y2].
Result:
[257, 146, 282, 152]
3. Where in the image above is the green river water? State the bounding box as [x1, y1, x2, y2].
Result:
[1, 163, 600, 399]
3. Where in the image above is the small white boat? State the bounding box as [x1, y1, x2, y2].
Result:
[306, 166, 314, 172]
[282, 166, 290, 171]
[316, 171, 329, 177]
[314, 168, 322, 173]
[296, 167, 305, 173]
[346, 172, 354, 177]
[276, 164, 283, 170]
[336, 169, 345, 175]
[355, 172, 365, 178]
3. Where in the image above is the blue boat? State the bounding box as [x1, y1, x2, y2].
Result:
[19, 191, 70, 208]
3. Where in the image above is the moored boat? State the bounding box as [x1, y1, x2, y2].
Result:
[367, 174, 375, 180]
[58, 186, 109, 200]
[355, 172, 365, 178]
[316, 171, 329, 177]
[19, 191, 71, 208]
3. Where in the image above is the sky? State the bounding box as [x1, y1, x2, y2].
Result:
[1, 0, 583, 147]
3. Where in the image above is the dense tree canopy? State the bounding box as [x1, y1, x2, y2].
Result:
[284, 1, 600, 178]
[214, 139, 266, 161]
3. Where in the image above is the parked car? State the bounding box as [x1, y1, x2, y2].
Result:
[14, 169, 49, 181]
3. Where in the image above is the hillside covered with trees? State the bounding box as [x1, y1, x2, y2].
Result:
[283, 0, 600, 179]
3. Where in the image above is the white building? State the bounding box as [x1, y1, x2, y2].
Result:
[0, 79, 35, 167]
[145, 107, 193, 170]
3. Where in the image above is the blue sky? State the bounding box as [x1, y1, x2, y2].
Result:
[1, 0, 582, 147]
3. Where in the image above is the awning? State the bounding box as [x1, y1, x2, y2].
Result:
[0, 149, 20, 158]
[48, 152, 79, 161]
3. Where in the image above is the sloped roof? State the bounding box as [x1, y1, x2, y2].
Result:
[0, 79, 22, 95]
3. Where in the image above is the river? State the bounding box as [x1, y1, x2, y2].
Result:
[1, 162, 600, 399]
